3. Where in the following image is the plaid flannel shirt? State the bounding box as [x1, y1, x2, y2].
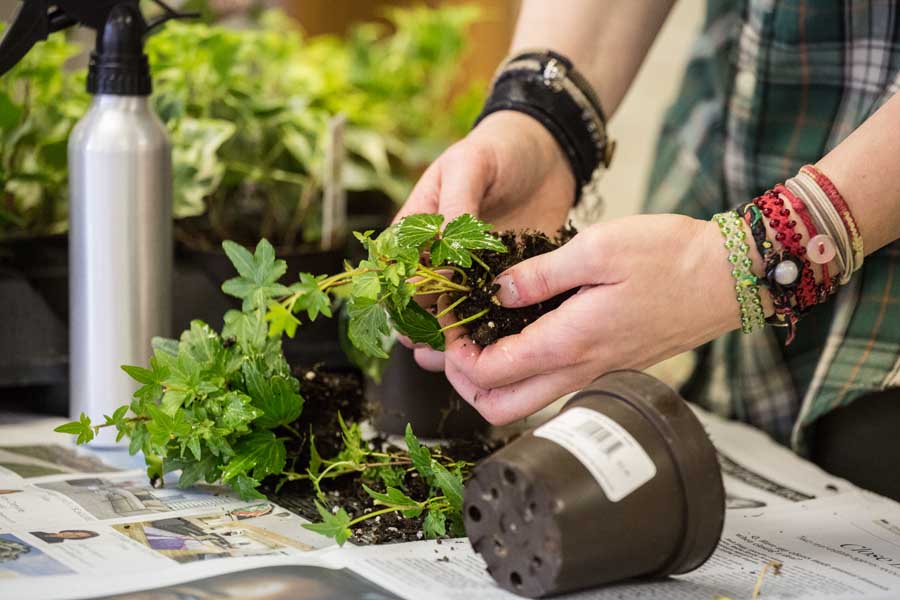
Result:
[644, 0, 900, 452]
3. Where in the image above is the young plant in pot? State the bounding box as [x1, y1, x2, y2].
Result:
[56, 213, 573, 545]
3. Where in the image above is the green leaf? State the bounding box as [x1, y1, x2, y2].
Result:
[219, 391, 259, 431]
[363, 484, 423, 518]
[431, 460, 463, 512]
[405, 424, 433, 485]
[347, 297, 391, 359]
[431, 214, 507, 267]
[397, 213, 444, 250]
[308, 434, 323, 478]
[222, 309, 267, 353]
[289, 273, 333, 321]
[231, 474, 266, 501]
[242, 361, 304, 429]
[423, 508, 447, 538]
[168, 453, 220, 488]
[221, 431, 287, 483]
[350, 264, 381, 301]
[388, 301, 444, 351]
[221, 239, 291, 311]
[54, 413, 94, 445]
[265, 300, 301, 338]
[122, 356, 168, 403]
[302, 501, 352, 546]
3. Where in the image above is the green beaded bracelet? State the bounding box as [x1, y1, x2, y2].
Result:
[713, 210, 765, 334]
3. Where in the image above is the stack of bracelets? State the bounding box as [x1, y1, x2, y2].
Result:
[713, 165, 864, 344]
[475, 49, 615, 203]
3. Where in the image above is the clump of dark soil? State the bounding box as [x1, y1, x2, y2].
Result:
[453, 227, 577, 346]
[266, 364, 499, 544]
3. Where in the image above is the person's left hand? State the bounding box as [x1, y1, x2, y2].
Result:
[438, 213, 755, 425]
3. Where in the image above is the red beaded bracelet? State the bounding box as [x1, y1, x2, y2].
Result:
[775, 183, 834, 302]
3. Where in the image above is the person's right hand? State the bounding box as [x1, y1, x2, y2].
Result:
[394, 110, 576, 371]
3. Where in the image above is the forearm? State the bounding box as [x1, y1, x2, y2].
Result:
[510, 0, 676, 116]
[816, 93, 900, 254]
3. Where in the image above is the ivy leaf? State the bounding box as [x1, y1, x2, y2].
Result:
[265, 300, 301, 338]
[347, 297, 391, 359]
[363, 484, 423, 518]
[54, 413, 95, 445]
[221, 239, 291, 311]
[231, 474, 266, 501]
[423, 508, 447, 538]
[350, 262, 381, 300]
[388, 301, 444, 351]
[308, 434, 323, 478]
[242, 361, 303, 429]
[405, 424, 433, 485]
[168, 453, 220, 489]
[289, 273, 333, 321]
[221, 430, 286, 483]
[219, 391, 259, 432]
[431, 460, 463, 512]
[302, 501, 352, 546]
[396, 213, 444, 250]
[122, 356, 168, 403]
[431, 214, 507, 267]
[222, 309, 267, 353]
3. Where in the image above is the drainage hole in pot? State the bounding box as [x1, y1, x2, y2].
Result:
[468, 505, 482, 522]
[510, 571, 523, 589]
[482, 487, 499, 502]
[530, 556, 542, 573]
[500, 514, 518, 535]
[503, 468, 517, 486]
[523, 502, 537, 522]
[493, 536, 508, 558]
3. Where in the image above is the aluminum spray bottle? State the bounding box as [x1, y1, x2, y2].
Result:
[68, 4, 171, 445]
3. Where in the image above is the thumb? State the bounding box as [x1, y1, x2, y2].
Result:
[493, 229, 606, 307]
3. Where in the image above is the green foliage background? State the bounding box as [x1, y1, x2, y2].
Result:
[0, 7, 484, 245]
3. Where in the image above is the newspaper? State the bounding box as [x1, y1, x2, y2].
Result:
[1, 407, 899, 600]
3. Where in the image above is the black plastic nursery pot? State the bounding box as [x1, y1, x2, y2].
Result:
[463, 370, 725, 598]
[368, 344, 490, 439]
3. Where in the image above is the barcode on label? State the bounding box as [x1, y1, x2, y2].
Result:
[534, 407, 657, 502]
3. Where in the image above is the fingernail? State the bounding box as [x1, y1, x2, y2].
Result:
[493, 275, 519, 306]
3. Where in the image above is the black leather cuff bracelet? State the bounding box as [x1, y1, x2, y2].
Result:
[474, 49, 614, 203]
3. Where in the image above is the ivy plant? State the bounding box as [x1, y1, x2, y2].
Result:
[55, 213, 503, 543]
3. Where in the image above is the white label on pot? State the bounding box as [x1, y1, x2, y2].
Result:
[533, 407, 656, 502]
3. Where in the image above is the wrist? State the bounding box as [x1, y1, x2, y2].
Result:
[475, 110, 576, 201]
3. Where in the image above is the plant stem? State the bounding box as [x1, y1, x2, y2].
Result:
[439, 308, 489, 332]
[347, 506, 403, 527]
[282, 423, 302, 438]
[434, 295, 467, 319]
[470, 252, 491, 273]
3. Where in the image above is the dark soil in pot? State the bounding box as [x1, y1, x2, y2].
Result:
[265, 363, 498, 545]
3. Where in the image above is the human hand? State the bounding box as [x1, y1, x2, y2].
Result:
[437, 214, 752, 425]
[395, 110, 576, 370]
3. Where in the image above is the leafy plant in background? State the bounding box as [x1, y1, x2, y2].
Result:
[0, 7, 483, 248]
[0, 24, 89, 237]
[54, 215, 499, 543]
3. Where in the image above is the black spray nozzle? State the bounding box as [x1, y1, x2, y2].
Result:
[0, 1, 199, 80]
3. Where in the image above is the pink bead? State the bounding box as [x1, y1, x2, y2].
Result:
[807, 234, 837, 264]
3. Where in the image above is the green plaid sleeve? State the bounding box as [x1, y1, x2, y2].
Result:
[644, 0, 900, 452]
